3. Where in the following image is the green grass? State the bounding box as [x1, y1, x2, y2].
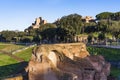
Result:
[92, 32, 112, 39]
[0, 43, 120, 78]
[106, 42, 120, 46]
[87, 46, 120, 61]
[0, 63, 21, 78]
[106, 33, 112, 39]
[87, 46, 120, 77]
[0, 53, 18, 66]
[0, 43, 12, 49]
[0, 44, 25, 53]
[0, 47, 33, 78]
[110, 67, 120, 77]
[0, 42, 11, 45]
[15, 47, 34, 61]
[0, 53, 20, 78]
[0, 45, 8, 49]
[0, 46, 33, 78]
[92, 32, 98, 37]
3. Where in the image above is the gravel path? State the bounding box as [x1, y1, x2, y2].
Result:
[0, 50, 24, 62]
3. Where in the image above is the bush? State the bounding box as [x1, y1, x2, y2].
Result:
[20, 36, 33, 43]
[98, 33, 105, 40]
[87, 34, 93, 43]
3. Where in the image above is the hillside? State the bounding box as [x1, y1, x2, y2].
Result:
[0, 43, 34, 79]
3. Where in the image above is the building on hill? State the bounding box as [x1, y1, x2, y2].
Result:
[54, 16, 95, 25]
[82, 16, 95, 23]
[25, 17, 47, 32]
[32, 17, 47, 29]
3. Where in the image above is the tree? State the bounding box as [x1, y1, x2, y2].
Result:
[1, 31, 17, 42]
[108, 21, 120, 39]
[38, 23, 57, 32]
[84, 22, 97, 33]
[98, 33, 105, 40]
[41, 28, 56, 42]
[87, 34, 93, 43]
[111, 12, 120, 20]
[20, 36, 33, 43]
[57, 14, 82, 35]
[97, 20, 108, 33]
[16, 31, 26, 42]
[96, 12, 113, 20]
[55, 14, 82, 42]
[27, 27, 37, 36]
[33, 35, 41, 43]
[38, 23, 57, 42]
[56, 27, 68, 42]
[118, 34, 120, 39]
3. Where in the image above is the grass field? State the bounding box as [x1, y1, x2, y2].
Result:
[0, 43, 34, 78]
[0, 53, 19, 78]
[0, 43, 120, 78]
[87, 46, 120, 77]
[0, 42, 12, 45]
[0, 43, 25, 53]
[0, 45, 8, 49]
[0, 53, 18, 66]
[87, 46, 120, 61]
[15, 47, 33, 61]
[111, 67, 120, 77]
[0, 47, 33, 78]
[0, 44, 25, 53]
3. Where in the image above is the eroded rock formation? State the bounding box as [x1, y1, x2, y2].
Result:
[26, 43, 110, 80]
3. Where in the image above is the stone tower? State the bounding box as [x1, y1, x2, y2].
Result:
[32, 17, 47, 29]
[82, 16, 94, 23]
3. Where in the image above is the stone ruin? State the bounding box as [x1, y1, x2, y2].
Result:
[25, 43, 110, 80]
[31, 17, 47, 29]
[24, 17, 47, 32]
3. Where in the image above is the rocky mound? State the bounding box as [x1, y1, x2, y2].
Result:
[26, 43, 110, 80]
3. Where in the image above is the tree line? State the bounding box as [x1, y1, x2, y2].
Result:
[0, 11, 120, 43]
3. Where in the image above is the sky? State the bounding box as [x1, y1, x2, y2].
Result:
[0, 0, 120, 31]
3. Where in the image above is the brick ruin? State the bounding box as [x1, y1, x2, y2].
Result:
[31, 17, 47, 29]
[26, 43, 110, 80]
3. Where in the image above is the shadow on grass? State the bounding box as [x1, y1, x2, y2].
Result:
[0, 61, 28, 79]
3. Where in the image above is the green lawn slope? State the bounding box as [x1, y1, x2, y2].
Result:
[15, 47, 33, 61]
[0, 43, 25, 53]
[87, 46, 120, 78]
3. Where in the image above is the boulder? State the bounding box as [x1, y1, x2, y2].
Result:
[3, 75, 23, 80]
[26, 43, 110, 80]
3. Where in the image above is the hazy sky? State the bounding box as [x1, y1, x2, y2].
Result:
[0, 0, 120, 31]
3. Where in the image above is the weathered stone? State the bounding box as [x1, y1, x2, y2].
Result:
[3, 75, 23, 80]
[26, 43, 110, 80]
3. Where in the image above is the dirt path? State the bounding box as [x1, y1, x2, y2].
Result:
[0, 50, 24, 62]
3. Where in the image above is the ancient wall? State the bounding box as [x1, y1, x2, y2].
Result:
[26, 43, 110, 80]
[32, 17, 47, 29]
[2, 75, 23, 80]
